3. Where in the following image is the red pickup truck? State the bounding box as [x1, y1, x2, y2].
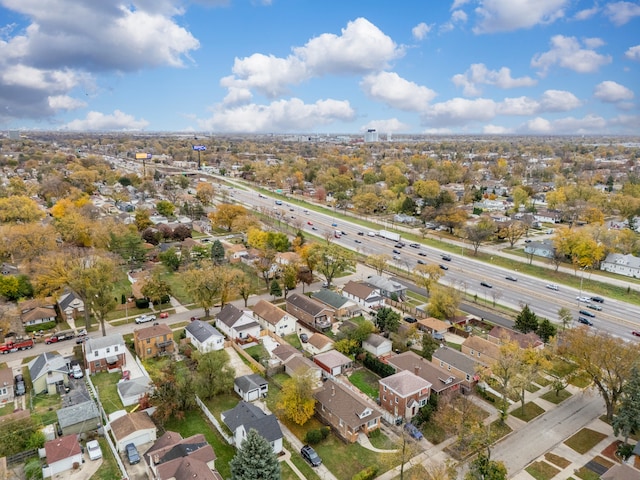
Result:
[0, 338, 35, 354]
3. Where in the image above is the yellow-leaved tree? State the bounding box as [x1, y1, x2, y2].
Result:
[276, 374, 316, 425]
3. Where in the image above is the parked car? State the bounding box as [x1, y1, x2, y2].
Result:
[125, 443, 140, 465]
[135, 314, 156, 324]
[159, 312, 169, 318]
[14, 374, 25, 396]
[404, 422, 424, 440]
[71, 365, 84, 379]
[301, 445, 322, 467]
[86, 440, 102, 460]
[578, 317, 593, 326]
[300, 333, 309, 343]
[190, 316, 200, 322]
[404, 316, 417, 324]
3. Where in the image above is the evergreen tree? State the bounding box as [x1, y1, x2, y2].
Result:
[211, 239, 225, 264]
[536, 318, 557, 343]
[375, 307, 400, 333]
[269, 279, 282, 298]
[514, 304, 538, 333]
[612, 366, 640, 443]
[230, 429, 281, 480]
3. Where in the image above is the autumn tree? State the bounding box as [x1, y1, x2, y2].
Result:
[297, 243, 321, 276]
[465, 454, 507, 480]
[315, 243, 355, 288]
[281, 263, 298, 299]
[428, 285, 460, 320]
[487, 340, 523, 420]
[276, 374, 316, 425]
[557, 307, 572, 331]
[134, 208, 153, 231]
[140, 272, 172, 310]
[465, 217, 496, 255]
[434, 205, 468, 234]
[180, 265, 220, 317]
[0, 195, 45, 223]
[413, 263, 444, 294]
[209, 204, 247, 231]
[194, 350, 235, 400]
[513, 347, 551, 414]
[195, 182, 215, 205]
[1, 223, 57, 264]
[237, 273, 255, 307]
[368, 254, 390, 276]
[151, 362, 196, 424]
[559, 328, 639, 420]
[498, 221, 527, 248]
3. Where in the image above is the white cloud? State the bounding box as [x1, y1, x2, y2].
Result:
[48, 95, 87, 110]
[451, 9, 468, 23]
[498, 96, 540, 115]
[531, 35, 612, 76]
[451, 0, 471, 9]
[222, 18, 403, 99]
[361, 118, 411, 133]
[200, 98, 355, 133]
[538, 89, 582, 111]
[221, 87, 253, 107]
[64, 110, 149, 131]
[522, 114, 607, 134]
[594, 81, 634, 102]
[412, 23, 432, 41]
[360, 72, 436, 111]
[604, 1, 640, 25]
[452, 63, 537, 96]
[574, 6, 599, 20]
[483, 124, 513, 134]
[625, 45, 640, 62]
[423, 97, 497, 126]
[473, 0, 568, 34]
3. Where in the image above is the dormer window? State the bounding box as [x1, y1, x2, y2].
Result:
[358, 408, 372, 419]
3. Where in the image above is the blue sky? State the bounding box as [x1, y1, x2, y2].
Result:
[0, 0, 639, 135]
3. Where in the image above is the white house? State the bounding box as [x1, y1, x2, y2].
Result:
[341, 281, 385, 309]
[600, 253, 640, 278]
[362, 333, 393, 357]
[185, 320, 225, 352]
[234, 374, 269, 402]
[84, 334, 126, 374]
[252, 299, 296, 336]
[109, 411, 157, 452]
[221, 401, 283, 454]
[215, 304, 260, 340]
[117, 376, 154, 407]
[42, 435, 83, 478]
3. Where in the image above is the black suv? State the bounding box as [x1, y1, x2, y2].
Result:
[301, 445, 322, 467]
[579, 310, 596, 318]
[590, 296, 605, 303]
[441, 255, 452, 261]
[480, 281, 493, 288]
[578, 317, 593, 326]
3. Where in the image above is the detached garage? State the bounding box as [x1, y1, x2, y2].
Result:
[109, 411, 157, 452]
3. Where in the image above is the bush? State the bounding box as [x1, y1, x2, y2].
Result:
[304, 429, 323, 445]
[135, 298, 150, 309]
[617, 442, 634, 460]
[25, 321, 56, 333]
[352, 466, 378, 480]
[363, 353, 394, 378]
[320, 426, 330, 439]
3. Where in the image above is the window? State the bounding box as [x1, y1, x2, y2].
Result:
[420, 399, 427, 406]
[0, 387, 6, 395]
[367, 419, 377, 428]
[439, 361, 444, 367]
[147, 339, 151, 344]
[106, 348, 110, 353]
[447, 365, 451, 371]
[466, 374, 471, 381]
[395, 397, 398, 404]
[470, 349, 474, 356]
[383, 385, 387, 392]
[477, 352, 480, 357]
[383, 395, 386, 401]
[147, 348, 152, 355]
[94, 351, 99, 357]
[94, 361, 100, 368]
[339, 419, 343, 427]
[114, 346, 118, 352]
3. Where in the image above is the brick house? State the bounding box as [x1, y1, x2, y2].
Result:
[461, 336, 501, 365]
[378, 370, 431, 421]
[84, 334, 126, 374]
[387, 351, 464, 396]
[133, 323, 175, 361]
[314, 379, 382, 443]
[286, 293, 334, 330]
[431, 346, 483, 392]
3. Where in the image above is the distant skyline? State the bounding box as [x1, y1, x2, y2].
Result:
[0, 1, 638, 135]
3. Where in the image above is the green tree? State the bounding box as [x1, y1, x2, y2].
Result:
[269, 279, 282, 299]
[134, 208, 153, 231]
[413, 263, 444, 295]
[141, 272, 172, 310]
[0, 274, 33, 301]
[514, 304, 538, 333]
[194, 350, 236, 400]
[281, 263, 298, 299]
[181, 265, 221, 317]
[536, 318, 557, 343]
[276, 374, 316, 425]
[465, 454, 507, 480]
[159, 246, 181, 271]
[151, 362, 196, 424]
[375, 307, 400, 333]
[156, 200, 176, 217]
[367, 253, 390, 276]
[612, 366, 640, 443]
[211, 240, 226, 264]
[557, 307, 572, 331]
[421, 333, 440, 360]
[230, 429, 281, 480]
[109, 229, 147, 270]
[315, 243, 355, 288]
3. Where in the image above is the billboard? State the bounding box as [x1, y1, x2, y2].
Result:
[193, 145, 206, 151]
[135, 153, 152, 159]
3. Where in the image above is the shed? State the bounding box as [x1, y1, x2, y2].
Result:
[234, 374, 269, 402]
[110, 411, 157, 452]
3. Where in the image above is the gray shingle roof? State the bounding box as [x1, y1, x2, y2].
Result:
[86, 333, 124, 354]
[287, 293, 330, 316]
[28, 352, 68, 381]
[432, 346, 481, 374]
[57, 400, 100, 429]
[216, 304, 244, 328]
[221, 401, 282, 442]
[185, 320, 223, 343]
[235, 374, 268, 393]
[312, 289, 350, 309]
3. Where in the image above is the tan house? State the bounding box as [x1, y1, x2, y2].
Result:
[461, 336, 501, 365]
[378, 370, 431, 421]
[134, 324, 175, 361]
[304, 333, 334, 356]
[0, 367, 15, 405]
[432, 346, 484, 392]
[110, 411, 157, 452]
[417, 317, 450, 339]
[252, 299, 296, 336]
[314, 379, 382, 443]
[487, 325, 544, 349]
[19, 297, 57, 327]
[286, 293, 334, 330]
[387, 351, 464, 396]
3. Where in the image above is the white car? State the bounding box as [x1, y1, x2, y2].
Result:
[546, 284, 559, 291]
[135, 314, 157, 324]
[72, 364, 84, 379]
[86, 440, 102, 460]
[576, 296, 591, 302]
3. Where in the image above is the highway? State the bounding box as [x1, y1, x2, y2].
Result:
[224, 181, 640, 342]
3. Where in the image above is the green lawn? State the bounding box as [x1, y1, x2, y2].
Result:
[544, 452, 571, 468]
[31, 393, 63, 425]
[574, 466, 601, 480]
[510, 401, 545, 422]
[92, 437, 122, 480]
[313, 435, 394, 479]
[564, 428, 608, 454]
[367, 429, 397, 450]
[245, 344, 269, 363]
[283, 334, 301, 349]
[525, 460, 560, 480]
[91, 372, 125, 415]
[348, 369, 380, 399]
[541, 388, 572, 404]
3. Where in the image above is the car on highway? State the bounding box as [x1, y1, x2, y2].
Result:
[354, 239, 362, 243]
[441, 255, 452, 261]
[579, 309, 596, 318]
[546, 284, 559, 291]
[417, 259, 426, 264]
[301, 445, 322, 467]
[307, 221, 313, 225]
[439, 264, 449, 270]
[576, 296, 591, 302]
[357, 231, 364, 236]
[578, 317, 593, 326]
[590, 296, 605, 303]
[586, 303, 602, 311]
[125, 443, 140, 465]
[311, 226, 318, 230]
[393, 255, 401, 260]
[480, 281, 493, 288]
[418, 252, 427, 257]
[409, 243, 420, 248]
[135, 314, 156, 324]
[404, 422, 424, 440]
[392, 249, 401, 254]
[632, 330, 640, 337]
[505, 275, 518, 282]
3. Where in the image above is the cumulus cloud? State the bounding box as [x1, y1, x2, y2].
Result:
[574, 6, 599, 20]
[64, 110, 149, 131]
[412, 22, 432, 41]
[522, 114, 607, 134]
[603, 1, 640, 25]
[594, 81, 634, 102]
[483, 124, 513, 134]
[221, 18, 402, 99]
[531, 35, 612, 76]
[625, 45, 640, 62]
[473, 0, 568, 34]
[48, 95, 87, 110]
[423, 97, 497, 126]
[199, 98, 355, 133]
[360, 72, 436, 111]
[361, 118, 411, 133]
[452, 63, 537, 96]
[538, 89, 582, 111]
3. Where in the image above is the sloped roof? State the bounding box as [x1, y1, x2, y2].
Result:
[341, 281, 376, 300]
[487, 326, 543, 349]
[311, 289, 350, 309]
[284, 355, 320, 376]
[117, 376, 154, 398]
[57, 400, 100, 429]
[21, 306, 56, 323]
[45, 434, 81, 464]
[221, 401, 282, 442]
[57, 290, 83, 311]
[216, 304, 244, 328]
[252, 299, 287, 326]
[363, 333, 391, 349]
[185, 320, 224, 343]
[314, 379, 382, 429]
[28, 352, 69, 381]
[235, 374, 268, 393]
[287, 293, 331, 317]
[110, 411, 156, 440]
[379, 370, 431, 396]
[0, 367, 12, 388]
[462, 336, 501, 361]
[314, 350, 351, 369]
[271, 344, 300, 362]
[417, 317, 450, 333]
[135, 323, 172, 340]
[86, 333, 124, 353]
[307, 333, 333, 350]
[432, 346, 482, 374]
[601, 463, 640, 480]
[387, 351, 464, 394]
[365, 275, 406, 292]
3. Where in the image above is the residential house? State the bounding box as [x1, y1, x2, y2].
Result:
[215, 304, 260, 341]
[461, 336, 501, 365]
[362, 333, 392, 357]
[276, 251, 300, 266]
[387, 351, 464, 396]
[313, 350, 352, 377]
[85, 334, 126, 374]
[42, 434, 83, 478]
[57, 290, 85, 323]
[185, 320, 225, 353]
[379, 370, 431, 421]
[271, 344, 300, 364]
[117, 376, 154, 407]
[221, 401, 283, 454]
[417, 317, 450, 340]
[341, 281, 385, 309]
[110, 411, 157, 452]
[283, 355, 323, 387]
[365, 275, 407, 301]
[486, 326, 544, 350]
[286, 293, 334, 330]
[524, 240, 555, 259]
[234, 374, 269, 402]
[19, 297, 57, 327]
[313, 379, 382, 443]
[57, 401, 101, 435]
[600, 253, 640, 278]
[0, 367, 15, 405]
[134, 323, 175, 361]
[432, 346, 484, 392]
[252, 299, 295, 337]
[226, 243, 248, 262]
[304, 333, 334, 356]
[28, 352, 70, 394]
[145, 431, 222, 480]
[311, 289, 358, 318]
[533, 209, 561, 224]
